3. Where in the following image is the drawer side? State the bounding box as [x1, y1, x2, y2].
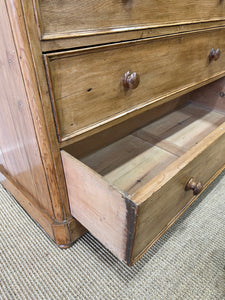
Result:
[61, 150, 138, 264]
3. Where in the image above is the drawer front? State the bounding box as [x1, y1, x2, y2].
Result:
[46, 28, 225, 142]
[131, 126, 225, 263]
[61, 123, 225, 265]
[36, 0, 225, 39]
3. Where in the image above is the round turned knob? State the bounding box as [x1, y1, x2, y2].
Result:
[209, 48, 221, 61]
[122, 71, 140, 89]
[185, 177, 203, 195]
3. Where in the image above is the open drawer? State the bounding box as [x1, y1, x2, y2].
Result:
[61, 79, 225, 265]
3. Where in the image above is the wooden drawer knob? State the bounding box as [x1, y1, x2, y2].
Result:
[209, 48, 221, 62]
[185, 178, 203, 195]
[122, 71, 140, 89]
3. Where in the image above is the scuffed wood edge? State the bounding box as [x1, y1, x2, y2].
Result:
[61, 150, 138, 264]
[20, 0, 79, 222]
[124, 196, 139, 265]
[6, 0, 78, 224]
[0, 164, 86, 247]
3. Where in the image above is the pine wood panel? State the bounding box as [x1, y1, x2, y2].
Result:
[82, 135, 177, 195]
[36, 0, 225, 40]
[11, 0, 74, 221]
[2, 0, 86, 247]
[134, 104, 225, 153]
[61, 150, 138, 263]
[40, 20, 225, 52]
[45, 28, 225, 142]
[4, 0, 225, 263]
[188, 76, 225, 111]
[0, 1, 53, 217]
[131, 124, 225, 263]
[0, 166, 54, 240]
[81, 135, 152, 176]
[64, 97, 186, 156]
[80, 103, 225, 194]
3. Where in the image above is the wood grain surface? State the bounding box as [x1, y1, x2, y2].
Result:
[3, 0, 225, 263]
[17, 0, 85, 224]
[132, 124, 225, 263]
[0, 1, 53, 216]
[188, 76, 225, 111]
[63, 97, 186, 155]
[61, 150, 138, 263]
[63, 99, 225, 264]
[46, 28, 225, 143]
[36, 0, 225, 39]
[40, 20, 225, 52]
[2, 0, 86, 246]
[80, 102, 225, 194]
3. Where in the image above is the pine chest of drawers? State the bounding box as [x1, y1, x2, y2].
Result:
[1, 0, 225, 265]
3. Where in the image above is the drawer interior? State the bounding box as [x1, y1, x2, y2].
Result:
[79, 101, 225, 195]
[62, 78, 225, 264]
[64, 80, 225, 197]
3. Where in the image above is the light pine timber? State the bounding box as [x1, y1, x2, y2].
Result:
[13, 0, 69, 221]
[3, 0, 225, 264]
[134, 104, 225, 155]
[62, 101, 225, 265]
[61, 150, 138, 263]
[0, 167, 55, 240]
[81, 135, 176, 177]
[45, 28, 225, 143]
[131, 124, 225, 263]
[40, 21, 225, 52]
[62, 123, 225, 264]
[188, 76, 225, 111]
[3, 0, 86, 246]
[80, 103, 225, 194]
[36, 0, 225, 40]
[82, 135, 177, 195]
[0, 1, 53, 216]
[63, 96, 187, 154]
[19, 0, 87, 240]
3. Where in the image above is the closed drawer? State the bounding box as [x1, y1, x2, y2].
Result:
[36, 0, 225, 40]
[45, 28, 225, 143]
[61, 98, 225, 265]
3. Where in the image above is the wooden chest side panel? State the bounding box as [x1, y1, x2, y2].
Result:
[0, 1, 53, 217]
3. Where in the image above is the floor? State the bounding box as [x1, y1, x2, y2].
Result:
[0, 171, 225, 300]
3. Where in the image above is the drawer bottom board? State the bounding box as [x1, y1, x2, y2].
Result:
[81, 102, 225, 195]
